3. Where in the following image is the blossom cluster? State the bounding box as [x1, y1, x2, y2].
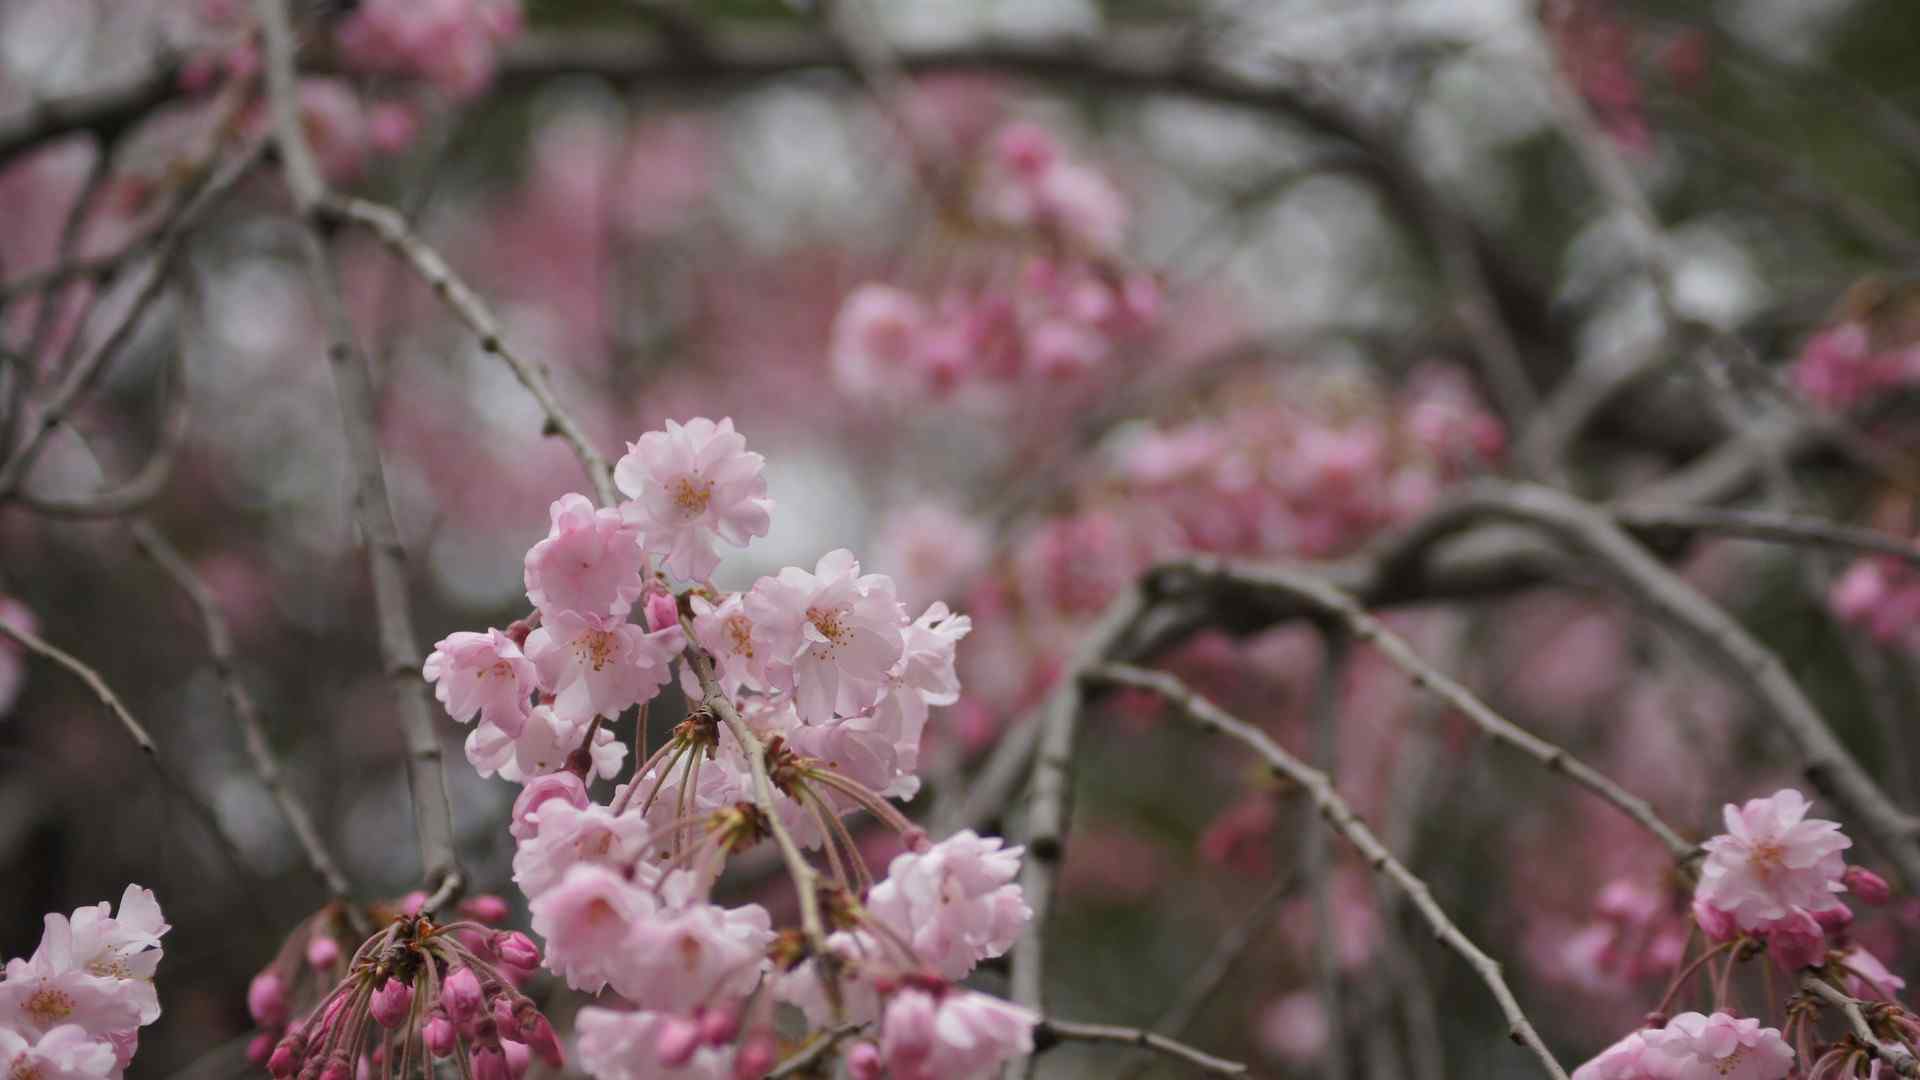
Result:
[830, 122, 1161, 405]
[0, 887, 168, 1080]
[415, 417, 1036, 1079]
[1830, 554, 1920, 647]
[1791, 321, 1920, 413]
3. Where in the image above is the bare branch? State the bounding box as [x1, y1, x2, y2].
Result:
[1087, 663, 1569, 1080]
[18, 343, 190, 518]
[1618, 505, 1920, 570]
[1451, 482, 1920, 884]
[1035, 1018, 1248, 1076]
[1148, 559, 1698, 862]
[0, 63, 178, 170]
[313, 194, 616, 505]
[131, 520, 365, 928]
[1801, 975, 1920, 1077]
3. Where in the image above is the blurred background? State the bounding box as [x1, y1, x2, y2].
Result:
[4, 0, 1920, 1075]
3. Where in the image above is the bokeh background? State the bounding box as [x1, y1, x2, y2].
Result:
[5, 0, 1920, 1075]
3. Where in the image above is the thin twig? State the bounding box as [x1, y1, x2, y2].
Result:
[1618, 505, 1920, 570]
[313, 193, 616, 506]
[1035, 1018, 1248, 1076]
[19, 341, 189, 518]
[1087, 663, 1569, 1080]
[1801, 975, 1920, 1077]
[131, 520, 365, 929]
[1455, 482, 1920, 885]
[256, 0, 462, 909]
[1147, 559, 1698, 863]
[1307, 634, 1351, 1078]
[1152, 874, 1296, 1037]
[765, 1023, 863, 1079]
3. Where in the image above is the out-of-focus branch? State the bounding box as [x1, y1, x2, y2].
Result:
[1087, 663, 1570, 1080]
[256, 0, 463, 908]
[18, 343, 189, 518]
[1618, 505, 1920, 569]
[1033, 1018, 1247, 1076]
[1447, 482, 1920, 883]
[1152, 873, 1296, 1038]
[0, 142, 260, 501]
[1148, 558, 1698, 862]
[131, 521, 365, 930]
[1307, 634, 1351, 1077]
[0, 614, 262, 907]
[0, 63, 179, 169]
[1008, 587, 1147, 1051]
[313, 194, 616, 505]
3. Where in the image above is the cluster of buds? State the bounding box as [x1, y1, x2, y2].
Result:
[263, 911, 557, 1080]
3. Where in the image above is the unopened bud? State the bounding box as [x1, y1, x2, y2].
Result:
[733, 1033, 776, 1080]
[248, 972, 289, 1027]
[698, 1006, 739, 1046]
[1845, 865, 1894, 906]
[370, 977, 415, 1029]
[492, 931, 540, 970]
[656, 1017, 701, 1067]
[442, 967, 484, 1022]
[306, 935, 341, 970]
[460, 894, 512, 923]
[424, 1016, 456, 1058]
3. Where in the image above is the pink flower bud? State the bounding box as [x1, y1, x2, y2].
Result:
[249, 972, 290, 1027]
[1765, 909, 1828, 971]
[306, 935, 341, 970]
[492, 995, 523, 1041]
[646, 591, 680, 634]
[247, 1033, 276, 1067]
[319, 1056, 351, 1080]
[502, 1041, 531, 1080]
[519, 1013, 564, 1069]
[1815, 904, 1854, 932]
[442, 966, 484, 1021]
[472, 1047, 508, 1080]
[267, 1038, 303, 1079]
[1692, 899, 1737, 942]
[698, 1006, 739, 1046]
[732, 1033, 776, 1080]
[424, 1016, 456, 1058]
[846, 1042, 883, 1080]
[461, 894, 512, 923]
[656, 1017, 701, 1067]
[1846, 866, 1894, 906]
[370, 977, 415, 1029]
[492, 931, 540, 970]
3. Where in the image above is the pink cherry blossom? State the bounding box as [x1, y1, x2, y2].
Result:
[524, 611, 684, 724]
[1842, 944, 1907, 999]
[0, 1025, 117, 1080]
[877, 985, 1036, 1080]
[424, 629, 538, 737]
[523, 493, 648, 620]
[874, 505, 988, 611]
[1695, 789, 1852, 930]
[464, 703, 625, 783]
[527, 864, 654, 995]
[1760, 907, 1827, 971]
[614, 418, 772, 582]
[686, 592, 765, 696]
[574, 1008, 732, 1080]
[745, 550, 906, 724]
[508, 771, 589, 841]
[864, 830, 1028, 979]
[512, 799, 658, 897]
[1572, 1031, 1650, 1080]
[1639, 1012, 1793, 1080]
[613, 898, 772, 1012]
[830, 285, 930, 400]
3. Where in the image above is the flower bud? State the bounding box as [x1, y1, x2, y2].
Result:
[268, 1033, 306, 1078]
[1814, 904, 1854, 932]
[370, 977, 415, 1029]
[1691, 899, 1737, 942]
[492, 931, 540, 970]
[442, 967, 484, 1021]
[461, 894, 512, 923]
[518, 1012, 564, 1069]
[399, 891, 427, 916]
[1766, 909, 1828, 971]
[1845, 866, 1894, 906]
[698, 1006, 739, 1046]
[846, 1042, 883, 1080]
[424, 1015, 456, 1058]
[732, 1033, 776, 1080]
[472, 1047, 509, 1080]
[646, 591, 680, 634]
[492, 995, 523, 1041]
[318, 1055, 351, 1080]
[249, 972, 290, 1027]
[247, 1033, 276, 1068]
[502, 1041, 531, 1080]
[656, 1017, 701, 1067]
[306, 935, 341, 970]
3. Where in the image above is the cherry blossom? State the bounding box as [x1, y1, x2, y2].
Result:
[876, 983, 1037, 1080]
[1695, 789, 1852, 931]
[0, 1025, 117, 1080]
[614, 417, 772, 582]
[511, 800, 658, 897]
[864, 830, 1028, 979]
[745, 549, 906, 724]
[574, 1008, 732, 1080]
[523, 493, 648, 621]
[465, 702, 625, 782]
[423, 629, 538, 737]
[524, 611, 684, 724]
[1639, 1012, 1793, 1080]
[684, 592, 764, 697]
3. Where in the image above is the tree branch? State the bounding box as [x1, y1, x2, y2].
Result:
[1034, 1018, 1248, 1076]
[1800, 975, 1920, 1077]
[1086, 663, 1569, 1080]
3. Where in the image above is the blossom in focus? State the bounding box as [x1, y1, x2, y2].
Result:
[864, 831, 1028, 980]
[1639, 1012, 1793, 1080]
[1694, 789, 1851, 930]
[424, 629, 537, 736]
[745, 549, 906, 724]
[0, 1026, 117, 1080]
[524, 611, 684, 724]
[574, 1008, 732, 1080]
[877, 984, 1036, 1080]
[614, 417, 772, 582]
[523, 493, 648, 621]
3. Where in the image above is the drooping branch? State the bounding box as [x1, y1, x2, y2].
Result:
[131, 520, 365, 930]
[1448, 482, 1920, 884]
[1033, 1018, 1248, 1076]
[1800, 975, 1920, 1077]
[1086, 663, 1570, 1080]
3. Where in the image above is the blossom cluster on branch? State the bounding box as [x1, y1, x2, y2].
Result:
[0, 888, 168, 1080]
